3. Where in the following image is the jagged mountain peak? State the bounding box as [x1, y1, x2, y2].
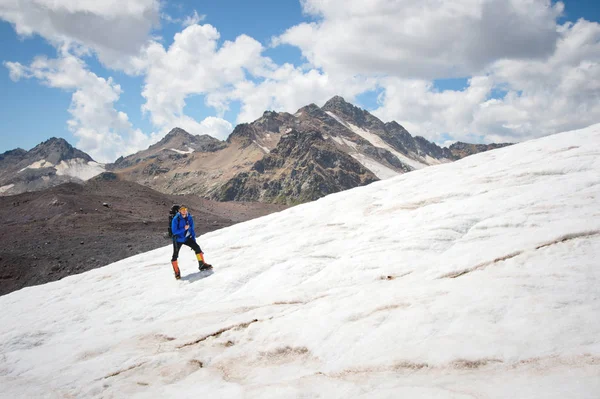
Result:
[29, 137, 93, 164]
[262, 110, 278, 117]
[296, 103, 321, 115]
[323, 95, 351, 108]
[321, 95, 373, 127]
[159, 127, 195, 143]
[150, 127, 224, 153]
[33, 137, 70, 150]
[37, 137, 70, 147]
[322, 95, 361, 113]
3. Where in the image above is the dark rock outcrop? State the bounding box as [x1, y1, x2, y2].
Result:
[217, 129, 378, 204]
[449, 142, 513, 159]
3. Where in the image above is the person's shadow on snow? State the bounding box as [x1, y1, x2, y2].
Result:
[181, 269, 214, 283]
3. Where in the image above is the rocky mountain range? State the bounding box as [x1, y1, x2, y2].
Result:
[0, 96, 511, 202]
[107, 96, 511, 204]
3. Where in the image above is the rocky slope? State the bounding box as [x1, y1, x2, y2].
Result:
[217, 128, 378, 203]
[0, 137, 105, 196]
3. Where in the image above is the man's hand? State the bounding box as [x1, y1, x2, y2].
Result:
[184, 224, 189, 230]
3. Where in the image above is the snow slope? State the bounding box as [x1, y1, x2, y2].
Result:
[1, 124, 599, 398]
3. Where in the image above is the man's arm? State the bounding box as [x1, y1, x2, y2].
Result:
[188, 215, 196, 238]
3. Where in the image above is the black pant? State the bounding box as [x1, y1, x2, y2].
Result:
[171, 237, 202, 261]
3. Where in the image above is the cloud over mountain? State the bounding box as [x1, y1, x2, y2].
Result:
[277, 0, 563, 79]
[5, 53, 150, 163]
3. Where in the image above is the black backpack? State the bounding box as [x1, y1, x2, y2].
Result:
[168, 205, 180, 238]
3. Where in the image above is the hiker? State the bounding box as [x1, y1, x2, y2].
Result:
[170, 205, 212, 279]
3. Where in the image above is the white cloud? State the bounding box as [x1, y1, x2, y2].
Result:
[209, 66, 378, 124]
[135, 20, 381, 129]
[182, 10, 205, 27]
[5, 54, 152, 162]
[372, 19, 600, 145]
[373, 76, 495, 143]
[0, 0, 159, 68]
[161, 9, 206, 27]
[5, 60, 26, 81]
[277, 0, 563, 79]
[136, 24, 269, 134]
[137, 24, 355, 135]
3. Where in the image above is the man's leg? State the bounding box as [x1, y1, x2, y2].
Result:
[171, 239, 183, 279]
[183, 238, 212, 270]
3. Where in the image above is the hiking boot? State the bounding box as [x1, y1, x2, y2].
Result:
[198, 261, 213, 271]
[172, 260, 181, 279]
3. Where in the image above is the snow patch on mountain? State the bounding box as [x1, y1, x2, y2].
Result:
[325, 111, 429, 170]
[347, 121, 429, 170]
[330, 135, 358, 150]
[16, 158, 104, 181]
[253, 141, 270, 153]
[325, 110, 348, 127]
[0, 184, 14, 193]
[351, 153, 398, 179]
[169, 147, 195, 154]
[331, 135, 393, 177]
[18, 159, 54, 172]
[55, 159, 105, 181]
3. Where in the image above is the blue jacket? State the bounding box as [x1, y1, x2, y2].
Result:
[171, 212, 196, 243]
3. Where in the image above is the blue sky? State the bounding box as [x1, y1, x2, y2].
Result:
[1, 0, 599, 162]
